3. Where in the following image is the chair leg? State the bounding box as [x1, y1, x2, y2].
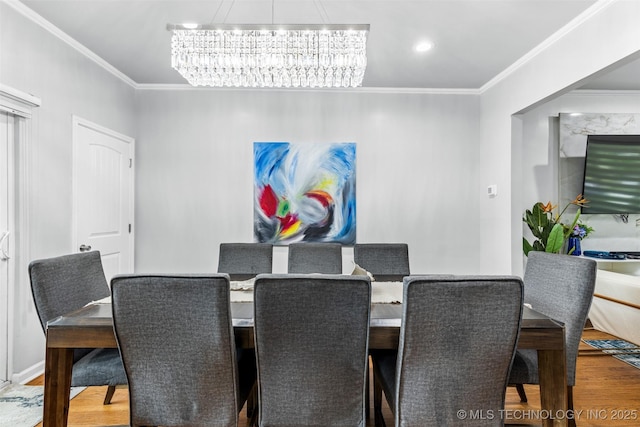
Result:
[246, 383, 258, 427]
[247, 402, 258, 427]
[515, 384, 528, 402]
[365, 357, 370, 420]
[247, 386, 255, 418]
[567, 386, 576, 427]
[373, 372, 386, 427]
[103, 385, 116, 405]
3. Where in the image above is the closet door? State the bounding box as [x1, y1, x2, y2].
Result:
[0, 111, 12, 386]
[73, 117, 135, 282]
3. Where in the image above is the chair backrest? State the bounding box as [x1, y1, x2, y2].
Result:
[29, 251, 109, 333]
[353, 243, 410, 281]
[253, 274, 371, 427]
[523, 251, 597, 385]
[217, 243, 273, 281]
[112, 274, 240, 427]
[394, 276, 523, 427]
[287, 242, 342, 274]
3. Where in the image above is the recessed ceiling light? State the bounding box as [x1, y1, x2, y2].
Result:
[415, 41, 434, 53]
[182, 23, 198, 30]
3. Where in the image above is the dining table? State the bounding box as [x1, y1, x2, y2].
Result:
[41, 281, 568, 427]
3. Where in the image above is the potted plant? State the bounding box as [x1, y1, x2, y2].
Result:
[523, 194, 592, 256]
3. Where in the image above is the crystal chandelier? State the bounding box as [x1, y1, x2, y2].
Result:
[168, 24, 369, 88]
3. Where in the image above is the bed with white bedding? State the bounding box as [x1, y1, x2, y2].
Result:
[589, 269, 640, 346]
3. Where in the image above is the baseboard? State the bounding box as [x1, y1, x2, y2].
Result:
[11, 360, 44, 385]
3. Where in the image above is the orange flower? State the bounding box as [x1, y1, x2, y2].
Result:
[540, 201, 556, 213]
[571, 194, 589, 206]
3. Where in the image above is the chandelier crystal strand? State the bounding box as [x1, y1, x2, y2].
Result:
[169, 25, 369, 88]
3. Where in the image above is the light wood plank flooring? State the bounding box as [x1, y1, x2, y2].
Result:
[30, 328, 640, 426]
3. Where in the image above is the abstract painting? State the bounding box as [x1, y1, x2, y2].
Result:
[254, 142, 356, 244]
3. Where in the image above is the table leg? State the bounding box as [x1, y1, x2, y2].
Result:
[538, 348, 568, 427]
[43, 344, 73, 427]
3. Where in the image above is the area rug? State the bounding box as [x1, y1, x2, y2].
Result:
[0, 384, 84, 427]
[583, 339, 640, 370]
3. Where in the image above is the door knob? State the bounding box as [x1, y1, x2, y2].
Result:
[79, 244, 92, 252]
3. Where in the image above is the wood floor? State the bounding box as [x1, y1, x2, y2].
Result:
[30, 328, 640, 427]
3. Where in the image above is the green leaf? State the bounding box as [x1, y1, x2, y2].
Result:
[523, 238, 533, 256]
[564, 209, 582, 239]
[545, 223, 565, 253]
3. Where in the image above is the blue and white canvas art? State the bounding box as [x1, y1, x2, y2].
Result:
[254, 142, 356, 244]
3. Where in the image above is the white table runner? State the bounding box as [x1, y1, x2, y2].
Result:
[90, 280, 403, 305]
[229, 280, 403, 303]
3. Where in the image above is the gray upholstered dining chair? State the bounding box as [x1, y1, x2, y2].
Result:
[111, 274, 257, 427]
[29, 251, 126, 405]
[217, 242, 273, 281]
[371, 275, 524, 427]
[253, 274, 371, 427]
[353, 243, 410, 282]
[287, 242, 343, 274]
[353, 243, 410, 418]
[509, 251, 597, 425]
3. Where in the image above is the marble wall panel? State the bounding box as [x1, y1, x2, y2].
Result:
[559, 112, 640, 157]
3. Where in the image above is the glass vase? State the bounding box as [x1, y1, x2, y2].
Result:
[567, 237, 581, 256]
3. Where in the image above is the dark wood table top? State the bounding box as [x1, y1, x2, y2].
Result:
[46, 301, 564, 350]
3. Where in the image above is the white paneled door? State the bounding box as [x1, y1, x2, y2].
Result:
[73, 117, 134, 282]
[0, 112, 12, 386]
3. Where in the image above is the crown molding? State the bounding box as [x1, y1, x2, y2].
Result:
[7, 0, 137, 88]
[478, 0, 617, 94]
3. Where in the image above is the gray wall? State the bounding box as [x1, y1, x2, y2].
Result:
[135, 89, 481, 276]
[1, 3, 136, 377]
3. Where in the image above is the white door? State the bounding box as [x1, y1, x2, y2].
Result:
[73, 117, 134, 282]
[0, 112, 12, 386]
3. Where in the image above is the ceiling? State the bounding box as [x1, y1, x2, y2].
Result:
[19, 0, 640, 90]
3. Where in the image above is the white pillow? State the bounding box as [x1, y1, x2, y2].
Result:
[351, 263, 375, 281]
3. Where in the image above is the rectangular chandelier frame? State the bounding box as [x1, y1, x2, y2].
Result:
[168, 23, 370, 88]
